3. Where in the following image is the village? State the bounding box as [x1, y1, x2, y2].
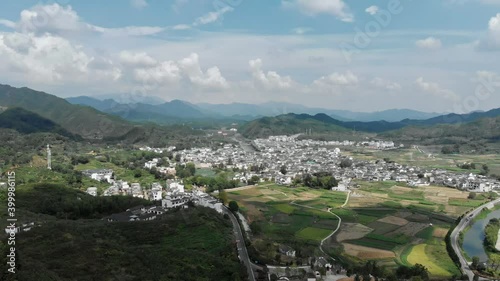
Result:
[80, 135, 500, 210]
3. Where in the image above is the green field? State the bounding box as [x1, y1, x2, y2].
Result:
[228, 183, 463, 276]
[405, 242, 460, 277]
[296, 227, 333, 242]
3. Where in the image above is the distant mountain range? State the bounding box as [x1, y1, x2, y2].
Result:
[0, 85, 206, 144]
[66, 96, 443, 123]
[2, 85, 500, 147]
[240, 110, 500, 140]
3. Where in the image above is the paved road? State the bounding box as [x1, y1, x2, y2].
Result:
[450, 198, 500, 281]
[223, 206, 257, 281]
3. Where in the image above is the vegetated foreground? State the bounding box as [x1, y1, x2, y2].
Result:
[228, 183, 463, 278]
[0, 184, 245, 281]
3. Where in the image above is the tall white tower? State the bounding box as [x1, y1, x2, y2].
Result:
[47, 144, 51, 170]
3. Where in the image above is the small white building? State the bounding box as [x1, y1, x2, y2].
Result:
[86, 187, 98, 196]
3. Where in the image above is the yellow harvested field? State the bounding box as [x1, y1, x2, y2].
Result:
[433, 228, 448, 238]
[390, 186, 415, 194]
[421, 186, 469, 199]
[345, 193, 387, 207]
[336, 223, 373, 242]
[407, 244, 450, 277]
[377, 216, 409, 226]
[343, 243, 395, 259]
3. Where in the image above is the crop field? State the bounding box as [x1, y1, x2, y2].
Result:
[296, 227, 333, 242]
[404, 241, 460, 278]
[350, 181, 487, 217]
[228, 183, 462, 276]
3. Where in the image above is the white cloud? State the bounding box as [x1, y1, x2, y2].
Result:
[119, 51, 157, 67]
[282, 0, 354, 22]
[0, 19, 16, 29]
[415, 37, 442, 50]
[130, 0, 148, 9]
[134, 61, 181, 85]
[0, 4, 165, 37]
[292, 27, 313, 34]
[313, 71, 358, 87]
[476, 13, 500, 50]
[249, 58, 294, 90]
[193, 6, 234, 26]
[490, 13, 500, 31]
[371, 77, 401, 91]
[415, 77, 458, 101]
[173, 24, 191, 30]
[365, 6, 379, 15]
[0, 32, 121, 83]
[178, 53, 229, 89]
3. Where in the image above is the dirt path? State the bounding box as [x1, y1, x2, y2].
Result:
[290, 201, 342, 261]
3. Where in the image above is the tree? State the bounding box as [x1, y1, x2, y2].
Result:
[468, 192, 477, 200]
[280, 165, 287, 175]
[248, 175, 260, 185]
[340, 158, 353, 168]
[134, 169, 142, 178]
[228, 201, 239, 212]
[471, 256, 480, 269]
[218, 190, 228, 205]
[175, 154, 181, 162]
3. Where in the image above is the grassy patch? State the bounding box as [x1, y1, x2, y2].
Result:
[415, 226, 434, 240]
[407, 244, 456, 277]
[295, 227, 332, 242]
[272, 203, 296, 214]
[346, 237, 400, 251]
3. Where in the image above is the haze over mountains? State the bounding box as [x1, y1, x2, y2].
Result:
[67, 95, 442, 123]
[1, 85, 500, 147]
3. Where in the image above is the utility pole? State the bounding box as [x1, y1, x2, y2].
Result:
[47, 144, 51, 170]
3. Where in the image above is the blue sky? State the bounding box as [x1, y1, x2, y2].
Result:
[0, 0, 499, 113]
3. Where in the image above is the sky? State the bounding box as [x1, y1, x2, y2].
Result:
[0, 0, 499, 113]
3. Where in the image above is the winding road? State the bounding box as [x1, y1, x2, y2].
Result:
[223, 206, 258, 281]
[450, 198, 500, 281]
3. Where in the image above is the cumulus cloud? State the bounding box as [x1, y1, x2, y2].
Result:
[365, 6, 379, 15]
[415, 37, 442, 50]
[313, 71, 359, 87]
[371, 77, 402, 91]
[249, 58, 294, 90]
[476, 13, 500, 50]
[119, 51, 157, 67]
[0, 32, 121, 83]
[415, 77, 458, 101]
[0, 4, 165, 37]
[134, 61, 181, 85]
[178, 53, 229, 89]
[282, 0, 354, 22]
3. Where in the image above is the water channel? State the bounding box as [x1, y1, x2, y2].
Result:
[462, 209, 500, 262]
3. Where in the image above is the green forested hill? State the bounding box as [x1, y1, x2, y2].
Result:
[0, 84, 133, 139]
[241, 113, 349, 138]
[0, 184, 245, 281]
[0, 108, 79, 139]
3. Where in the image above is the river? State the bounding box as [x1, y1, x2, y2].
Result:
[462, 209, 500, 262]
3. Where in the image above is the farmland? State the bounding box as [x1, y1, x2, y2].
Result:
[227, 182, 466, 277]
